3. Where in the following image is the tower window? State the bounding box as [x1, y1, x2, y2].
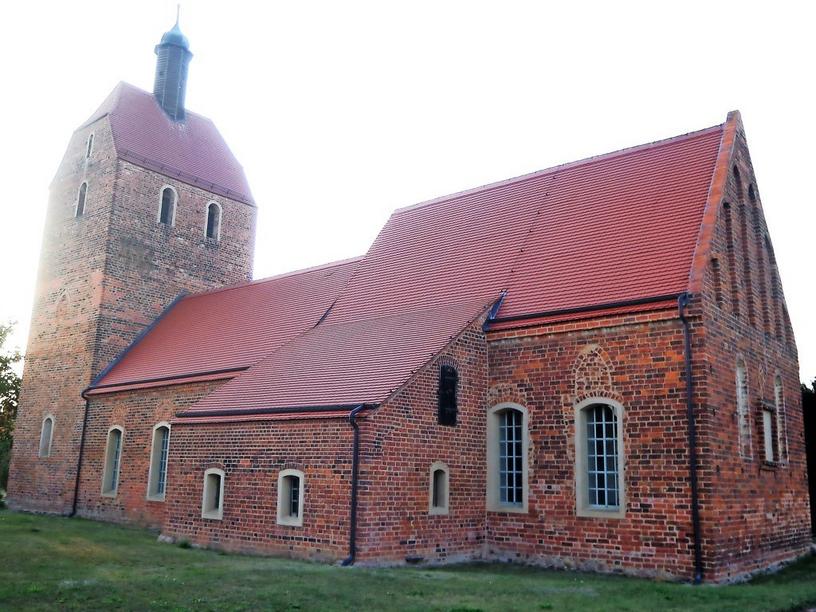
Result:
[102, 426, 124, 496]
[147, 423, 171, 500]
[277, 469, 305, 527]
[39, 415, 55, 458]
[202, 468, 225, 520]
[76, 182, 88, 217]
[437, 365, 458, 426]
[86, 133, 94, 159]
[158, 187, 177, 226]
[429, 462, 450, 515]
[205, 202, 222, 240]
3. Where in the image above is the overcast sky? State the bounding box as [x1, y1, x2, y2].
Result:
[0, 1, 813, 382]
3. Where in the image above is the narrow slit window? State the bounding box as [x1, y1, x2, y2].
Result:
[710, 258, 723, 307]
[762, 407, 776, 463]
[205, 202, 221, 240]
[736, 360, 752, 458]
[147, 424, 171, 500]
[39, 416, 54, 458]
[722, 202, 739, 316]
[202, 469, 225, 520]
[86, 133, 94, 159]
[774, 376, 787, 462]
[102, 427, 123, 495]
[437, 365, 458, 426]
[158, 187, 176, 226]
[76, 182, 87, 217]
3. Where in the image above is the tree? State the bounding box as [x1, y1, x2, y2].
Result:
[0, 322, 22, 493]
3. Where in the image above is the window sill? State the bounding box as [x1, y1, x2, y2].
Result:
[276, 516, 303, 527]
[487, 503, 528, 514]
[428, 507, 449, 516]
[760, 461, 780, 471]
[146, 494, 166, 503]
[100, 491, 117, 498]
[201, 511, 223, 521]
[576, 506, 626, 520]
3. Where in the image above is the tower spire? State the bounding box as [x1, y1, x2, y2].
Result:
[153, 14, 192, 121]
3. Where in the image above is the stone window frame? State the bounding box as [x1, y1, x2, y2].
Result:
[146, 422, 171, 502]
[201, 467, 225, 520]
[157, 185, 179, 227]
[101, 425, 124, 497]
[486, 402, 529, 513]
[85, 132, 94, 159]
[38, 414, 55, 458]
[574, 397, 626, 519]
[75, 181, 88, 217]
[276, 469, 305, 527]
[428, 461, 450, 515]
[204, 201, 222, 241]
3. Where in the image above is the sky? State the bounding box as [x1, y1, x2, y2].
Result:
[0, 1, 814, 382]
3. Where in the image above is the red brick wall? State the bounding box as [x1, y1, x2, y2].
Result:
[696, 125, 810, 581]
[8, 108, 256, 514]
[485, 310, 697, 579]
[75, 381, 225, 527]
[354, 320, 489, 564]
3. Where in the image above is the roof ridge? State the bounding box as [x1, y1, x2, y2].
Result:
[394, 123, 725, 215]
[184, 256, 364, 300]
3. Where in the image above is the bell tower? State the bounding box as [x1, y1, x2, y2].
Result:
[7, 21, 257, 514]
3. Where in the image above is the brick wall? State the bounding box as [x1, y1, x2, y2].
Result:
[696, 125, 811, 581]
[8, 109, 256, 514]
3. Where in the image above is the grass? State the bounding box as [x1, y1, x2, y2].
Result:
[1, 510, 815, 611]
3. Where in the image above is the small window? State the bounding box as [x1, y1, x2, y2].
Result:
[86, 133, 94, 159]
[277, 469, 305, 526]
[736, 359, 752, 458]
[147, 424, 171, 500]
[102, 426, 124, 496]
[158, 187, 177, 226]
[437, 365, 458, 426]
[774, 375, 788, 462]
[429, 462, 449, 515]
[202, 468, 225, 520]
[39, 416, 55, 458]
[205, 202, 222, 240]
[76, 182, 88, 217]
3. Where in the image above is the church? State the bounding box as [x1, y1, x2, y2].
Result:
[7, 21, 812, 583]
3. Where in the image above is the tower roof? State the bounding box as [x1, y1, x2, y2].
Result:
[79, 82, 254, 205]
[159, 22, 190, 50]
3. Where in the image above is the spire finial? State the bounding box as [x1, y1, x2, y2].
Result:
[176, 4, 180, 26]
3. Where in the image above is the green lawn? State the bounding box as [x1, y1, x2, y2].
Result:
[1, 510, 815, 611]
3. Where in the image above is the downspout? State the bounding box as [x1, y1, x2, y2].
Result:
[70, 386, 93, 517]
[341, 404, 367, 566]
[679, 292, 703, 584]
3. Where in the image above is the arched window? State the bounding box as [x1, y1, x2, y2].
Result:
[39, 415, 55, 458]
[158, 186, 177, 226]
[102, 426, 124, 496]
[736, 359, 752, 458]
[205, 202, 222, 240]
[428, 462, 449, 515]
[86, 133, 94, 159]
[437, 365, 458, 426]
[202, 468, 225, 520]
[147, 423, 171, 501]
[487, 404, 528, 512]
[575, 399, 625, 518]
[76, 182, 88, 217]
[277, 469, 305, 526]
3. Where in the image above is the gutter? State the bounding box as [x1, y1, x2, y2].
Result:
[678, 292, 704, 584]
[70, 386, 93, 517]
[341, 404, 369, 566]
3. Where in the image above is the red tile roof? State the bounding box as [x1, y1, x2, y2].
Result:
[89, 258, 361, 394]
[91, 115, 731, 422]
[81, 82, 254, 204]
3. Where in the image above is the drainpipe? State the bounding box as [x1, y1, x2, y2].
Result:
[678, 292, 703, 584]
[341, 404, 367, 566]
[70, 387, 93, 517]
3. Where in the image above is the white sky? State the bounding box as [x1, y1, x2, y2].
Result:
[0, 1, 813, 382]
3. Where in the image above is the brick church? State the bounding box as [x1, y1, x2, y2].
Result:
[8, 21, 812, 582]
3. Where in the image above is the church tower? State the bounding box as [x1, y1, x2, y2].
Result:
[7, 22, 257, 514]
